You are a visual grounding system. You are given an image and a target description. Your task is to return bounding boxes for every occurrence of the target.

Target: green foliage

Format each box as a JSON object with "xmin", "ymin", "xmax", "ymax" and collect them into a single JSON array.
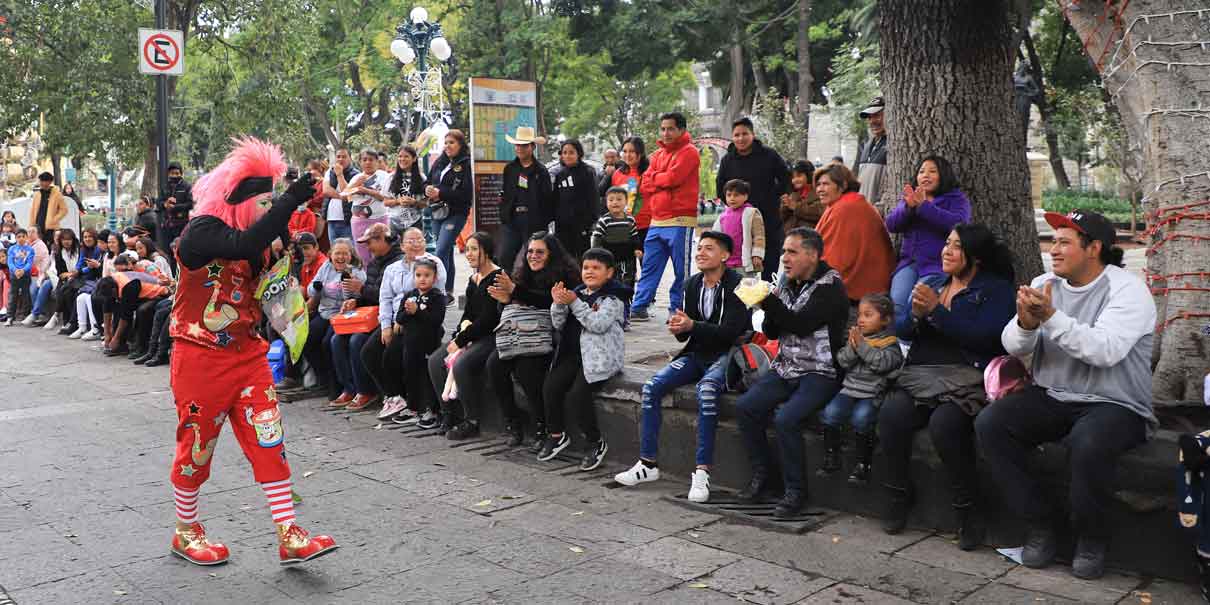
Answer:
[
  {"xmin": 1042, "ymin": 188, "xmax": 1133, "ymax": 222},
  {"xmin": 752, "ymin": 88, "xmax": 808, "ymax": 160},
  {"xmin": 822, "ymin": 41, "xmax": 879, "ymax": 139}
]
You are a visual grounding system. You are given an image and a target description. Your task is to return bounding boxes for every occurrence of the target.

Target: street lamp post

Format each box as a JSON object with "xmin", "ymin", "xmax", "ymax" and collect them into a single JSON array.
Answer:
[{"xmin": 391, "ymin": 6, "xmax": 453, "ymax": 252}]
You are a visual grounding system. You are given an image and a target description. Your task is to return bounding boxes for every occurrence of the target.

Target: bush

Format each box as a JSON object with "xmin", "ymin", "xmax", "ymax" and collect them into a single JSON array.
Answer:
[{"xmin": 1042, "ymin": 189, "xmax": 1135, "ymax": 223}]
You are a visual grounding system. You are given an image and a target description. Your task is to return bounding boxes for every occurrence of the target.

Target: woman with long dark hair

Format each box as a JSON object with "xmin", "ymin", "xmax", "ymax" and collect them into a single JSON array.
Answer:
[
  {"xmin": 385, "ymin": 145, "xmax": 426, "ymax": 236},
  {"xmin": 885, "ymin": 155, "xmax": 972, "ymax": 329},
  {"xmin": 485, "ymin": 231, "xmax": 581, "ymax": 449},
  {"xmin": 612, "ymin": 136, "xmax": 651, "ymax": 245},
  {"xmin": 39, "ymin": 228, "xmax": 80, "ymax": 331},
  {"xmin": 65, "ymin": 228, "xmax": 105, "ymax": 337},
  {"xmin": 550, "ymin": 139, "xmax": 599, "ymax": 261},
  {"xmin": 878, "ymin": 223, "xmax": 1016, "ymax": 550},
  {"xmin": 427, "ymin": 231, "xmax": 504, "ymax": 440},
  {"xmin": 425, "ymin": 130, "xmax": 473, "ymax": 299}
]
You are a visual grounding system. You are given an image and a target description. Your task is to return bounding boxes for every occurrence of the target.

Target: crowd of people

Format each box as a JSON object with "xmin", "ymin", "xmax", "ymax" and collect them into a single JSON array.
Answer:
[{"xmin": 0, "ymin": 99, "xmax": 1170, "ymax": 584}]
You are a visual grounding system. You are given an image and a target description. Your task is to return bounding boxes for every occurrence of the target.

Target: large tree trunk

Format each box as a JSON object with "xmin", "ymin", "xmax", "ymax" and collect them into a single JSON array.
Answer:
[
  {"xmin": 1065, "ymin": 0, "xmax": 1210, "ymax": 405},
  {"xmin": 796, "ymin": 0, "xmax": 813, "ymax": 159},
  {"xmin": 723, "ymin": 38, "xmax": 746, "ymax": 130},
  {"xmin": 880, "ymin": 0, "xmax": 1043, "ymax": 282}
]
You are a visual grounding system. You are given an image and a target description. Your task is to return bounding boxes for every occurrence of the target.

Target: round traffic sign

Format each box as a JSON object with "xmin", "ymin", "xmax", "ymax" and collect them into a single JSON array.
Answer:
[{"xmin": 142, "ymin": 33, "xmax": 180, "ymax": 72}]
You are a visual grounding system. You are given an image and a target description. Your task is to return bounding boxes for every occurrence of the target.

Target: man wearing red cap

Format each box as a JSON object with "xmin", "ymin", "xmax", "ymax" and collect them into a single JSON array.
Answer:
[
  {"xmin": 977, "ymin": 209, "xmax": 1155, "ymax": 580},
  {"xmin": 167, "ymin": 137, "xmax": 338, "ymax": 566}
]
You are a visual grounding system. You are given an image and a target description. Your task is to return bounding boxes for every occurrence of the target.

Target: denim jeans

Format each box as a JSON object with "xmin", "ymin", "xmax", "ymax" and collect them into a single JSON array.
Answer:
[
  {"xmin": 432, "ymin": 212, "xmax": 467, "ymax": 294},
  {"xmin": 631, "ymin": 226, "xmax": 694, "ymax": 314},
  {"xmin": 330, "ymin": 330, "xmax": 375, "ymax": 395},
  {"xmin": 736, "ymin": 371, "xmax": 841, "ymax": 492},
  {"xmin": 889, "ymin": 264, "xmax": 919, "ymax": 331},
  {"xmin": 975, "ymin": 386, "xmax": 1147, "ymax": 538},
  {"xmin": 819, "ymin": 393, "xmax": 877, "ymax": 433},
  {"xmin": 640, "ymin": 353, "xmax": 728, "ymax": 466},
  {"xmin": 327, "ymin": 220, "xmax": 352, "ymax": 246},
  {"xmin": 31, "ymin": 280, "xmax": 53, "ymax": 316}
]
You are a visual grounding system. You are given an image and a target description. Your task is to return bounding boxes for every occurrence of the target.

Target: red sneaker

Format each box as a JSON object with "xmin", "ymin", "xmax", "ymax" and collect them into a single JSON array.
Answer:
[
  {"xmin": 170, "ymin": 522, "xmax": 230, "ymax": 566},
  {"xmin": 278, "ymin": 523, "xmax": 338, "ymax": 565}
]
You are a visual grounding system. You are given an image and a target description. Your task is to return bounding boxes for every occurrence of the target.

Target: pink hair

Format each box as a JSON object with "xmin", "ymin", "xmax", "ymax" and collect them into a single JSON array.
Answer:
[{"xmin": 192, "ymin": 136, "xmax": 287, "ymax": 230}]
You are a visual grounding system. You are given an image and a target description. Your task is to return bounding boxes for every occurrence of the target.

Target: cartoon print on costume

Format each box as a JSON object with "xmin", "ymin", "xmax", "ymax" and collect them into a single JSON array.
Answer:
[
  {"xmin": 203, "ymin": 283, "xmax": 240, "ymax": 333},
  {"xmin": 187, "ymin": 422, "xmax": 219, "ymax": 466},
  {"xmin": 247, "ymin": 406, "xmax": 284, "ymax": 448}
]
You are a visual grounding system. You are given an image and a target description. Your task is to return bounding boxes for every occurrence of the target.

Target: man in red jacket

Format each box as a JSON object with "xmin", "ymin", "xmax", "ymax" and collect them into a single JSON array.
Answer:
[{"xmin": 632, "ymin": 112, "xmax": 700, "ymax": 321}]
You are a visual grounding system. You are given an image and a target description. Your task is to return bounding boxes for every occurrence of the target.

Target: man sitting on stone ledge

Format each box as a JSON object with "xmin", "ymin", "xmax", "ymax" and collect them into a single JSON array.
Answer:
[
  {"xmin": 976, "ymin": 209, "xmax": 1157, "ymax": 581},
  {"xmin": 734, "ymin": 227, "xmax": 849, "ymax": 518},
  {"xmin": 615, "ymin": 230, "xmax": 751, "ymax": 503}
]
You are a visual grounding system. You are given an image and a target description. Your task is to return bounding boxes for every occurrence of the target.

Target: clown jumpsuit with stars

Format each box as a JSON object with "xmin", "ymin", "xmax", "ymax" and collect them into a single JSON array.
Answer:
[{"xmin": 168, "ymin": 214, "xmax": 295, "ymax": 492}]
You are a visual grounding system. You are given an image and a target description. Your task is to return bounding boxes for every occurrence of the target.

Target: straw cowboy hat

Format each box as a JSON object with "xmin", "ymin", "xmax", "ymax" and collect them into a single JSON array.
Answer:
[{"xmin": 504, "ymin": 126, "xmax": 547, "ymax": 146}]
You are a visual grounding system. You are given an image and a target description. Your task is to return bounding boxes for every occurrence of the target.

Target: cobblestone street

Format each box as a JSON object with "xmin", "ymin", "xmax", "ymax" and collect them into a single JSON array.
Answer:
[{"xmin": 0, "ymin": 324, "xmax": 1198, "ymax": 604}]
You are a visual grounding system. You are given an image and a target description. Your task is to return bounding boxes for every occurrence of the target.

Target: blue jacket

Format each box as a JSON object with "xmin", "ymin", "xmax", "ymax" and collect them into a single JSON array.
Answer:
[
  {"xmin": 896, "ymin": 271, "xmax": 1015, "ymax": 369},
  {"xmin": 7, "ymin": 244, "xmax": 33, "ymax": 274},
  {"xmin": 77, "ymin": 244, "xmax": 105, "ymax": 281}
]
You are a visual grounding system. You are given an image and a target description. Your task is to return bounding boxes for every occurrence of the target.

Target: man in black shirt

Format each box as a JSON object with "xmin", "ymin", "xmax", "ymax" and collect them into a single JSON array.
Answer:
[
  {"xmin": 156, "ymin": 162, "xmax": 193, "ymax": 251},
  {"xmin": 498, "ymin": 127, "xmax": 553, "ymax": 271}
]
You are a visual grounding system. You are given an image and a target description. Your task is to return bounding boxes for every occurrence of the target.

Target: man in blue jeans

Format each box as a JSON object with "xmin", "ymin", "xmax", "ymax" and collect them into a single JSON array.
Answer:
[
  {"xmin": 735, "ymin": 228, "xmax": 849, "ymax": 518},
  {"xmin": 615, "ymin": 231, "xmax": 750, "ymax": 503},
  {"xmin": 631, "ymin": 112, "xmax": 700, "ymax": 322}
]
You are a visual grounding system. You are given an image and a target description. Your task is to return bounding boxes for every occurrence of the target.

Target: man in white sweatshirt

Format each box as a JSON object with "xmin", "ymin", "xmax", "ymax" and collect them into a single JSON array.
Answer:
[{"xmin": 976, "ymin": 210, "xmax": 1156, "ymax": 581}]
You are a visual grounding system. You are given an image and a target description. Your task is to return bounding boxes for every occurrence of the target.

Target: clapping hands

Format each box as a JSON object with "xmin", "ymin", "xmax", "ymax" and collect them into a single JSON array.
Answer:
[{"xmin": 551, "ymin": 281, "xmax": 577, "ymax": 306}]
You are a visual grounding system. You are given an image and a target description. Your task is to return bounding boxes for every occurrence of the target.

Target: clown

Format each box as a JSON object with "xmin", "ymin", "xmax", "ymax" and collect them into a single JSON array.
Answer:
[{"xmin": 167, "ymin": 138, "xmax": 337, "ymax": 566}]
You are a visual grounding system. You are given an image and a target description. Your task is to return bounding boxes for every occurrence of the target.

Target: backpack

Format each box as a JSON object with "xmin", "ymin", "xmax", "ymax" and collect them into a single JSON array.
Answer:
[
  {"xmin": 725, "ymin": 333, "xmax": 780, "ymax": 392},
  {"xmin": 983, "ymin": 355, "xmax": 1031, "ymax": 402}
]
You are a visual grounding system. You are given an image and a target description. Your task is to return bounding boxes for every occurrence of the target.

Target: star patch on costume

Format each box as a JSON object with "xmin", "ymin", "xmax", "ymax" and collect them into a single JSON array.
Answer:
[
  {"xmin": 240, "ymin": 386, "xmax": 254, "ymax": 399},
  {"xmin": 212, "ymin": 411, "xmax": 228, "ymax": 427},
  {"xmin": 187, "ymin": 402, "xmax": 201, "ymax": 415},
  {"xmin": 264, "ymin": 386, "xmax": 278, "ymax": 403},
  {"xmin": 214, "ymin": 330, "xmax": 233, "ymax": 347},
  {"xmin": 206, "ymin": 261, "xmax": 224, "ymax": 279},
  {"xmin": 186, "ymin": 322, "xmax": 206, "ymax": 338},
  {"xmin": 179, "ymin": 464, "xmax": 196, "ymax": 477}
]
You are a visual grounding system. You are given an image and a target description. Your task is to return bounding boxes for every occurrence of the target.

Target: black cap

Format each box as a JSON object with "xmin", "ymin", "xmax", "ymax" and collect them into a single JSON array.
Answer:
[
  {"xmin": 295, "ymin": 232, "xmax": 318, "ymax": 247},
  {"xmin": 859, "ymin": 96, "xmax": 884, "ymax": 117},
  {"xmin": 167, "ymin": 162, "xmax": 183, "ymax": 173},
  {"xmin": 1044, "ymin": 209, "xmax": 1117, "ymax": 250}
]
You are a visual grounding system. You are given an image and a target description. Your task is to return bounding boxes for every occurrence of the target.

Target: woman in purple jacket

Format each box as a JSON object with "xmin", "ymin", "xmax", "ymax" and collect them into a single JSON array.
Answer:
[{"xmin": 884, "ymin": 155, "xmax": 971, "ymax": 329}]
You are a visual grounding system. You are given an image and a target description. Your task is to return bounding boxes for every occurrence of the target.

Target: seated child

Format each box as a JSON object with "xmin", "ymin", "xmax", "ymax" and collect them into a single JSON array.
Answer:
[{"xmin": 395, "ymin": 258, "xmax": 447, "ymax": 430}]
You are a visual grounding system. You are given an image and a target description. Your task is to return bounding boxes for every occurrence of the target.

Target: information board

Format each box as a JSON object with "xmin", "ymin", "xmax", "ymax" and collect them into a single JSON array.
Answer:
[{"xmin": 468, "ymin": 77, "xmax": 539, "ymax": 235}]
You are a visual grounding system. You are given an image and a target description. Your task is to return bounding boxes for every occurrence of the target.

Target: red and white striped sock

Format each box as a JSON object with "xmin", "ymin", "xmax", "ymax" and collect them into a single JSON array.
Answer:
[
  {"xmin": 262, "ymin": 479, "xmax": 295, "ymax": 526},
  {"xmin": 174, "ymin": 486, "xmax": 199, "ymax": 524}
]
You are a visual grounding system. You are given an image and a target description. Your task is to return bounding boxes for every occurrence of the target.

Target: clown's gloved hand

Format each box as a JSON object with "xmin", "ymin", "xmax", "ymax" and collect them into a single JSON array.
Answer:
[
  {"xmin": 735, "ymin": 277, "xmax": 773, "ymax": 308},
  {"xmin": 283, "ymin": 172, "xmax": 317, "ymax": 205}
]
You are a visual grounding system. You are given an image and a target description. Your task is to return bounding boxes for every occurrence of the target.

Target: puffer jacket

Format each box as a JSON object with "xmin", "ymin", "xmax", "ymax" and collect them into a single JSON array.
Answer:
[
  {"xmin": 884, "ymin": 188, "xmax": 971, "ymax": 278},
  {"xmin": 759, "ymin": 261, "xmax": 849, "ymax": 380},
  {"xmin": 551, "ymin": 279, "xmax": 632, "ymax": 383},
  {"xmin": 639, "ymin": 131, "xmax": 700, "ymax": 228}
]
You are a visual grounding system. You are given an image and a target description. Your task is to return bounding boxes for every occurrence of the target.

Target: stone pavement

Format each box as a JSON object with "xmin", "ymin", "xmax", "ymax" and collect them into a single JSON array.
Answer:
[{"xmin": 0, "ymin": 319, "xmax": 1200, "ymax": 603}]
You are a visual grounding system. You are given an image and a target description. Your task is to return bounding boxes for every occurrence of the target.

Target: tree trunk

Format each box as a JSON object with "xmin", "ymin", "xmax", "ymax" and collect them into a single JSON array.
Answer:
[
  {"xmin": 880, "ymin": 0, "xmax": 1043, "ymax": 282},
  {"xmin": 1065, "ymin": 0, "xmax": 1210, "ymax": 405},
  {"xmin": 752, "ymin": 56, "xmax": 768, "ymax": 102},
  {"xmin": 1022, "ymin": 29, "xmax": 1072, "ymax": 189},
  {"xmin": 723, "ymin": 38, "xmax": 746, "ymax": 129},
  {"xmin": 141, "ymin": 127, "xmax": 157, "ymax": 198},
  {"xmin": 796, "ymin": 0, "xmax": 813, "ymax": 159},
  {"xmin": 50, "ymin": 150, "xmax": 61, "ymax": 187}
]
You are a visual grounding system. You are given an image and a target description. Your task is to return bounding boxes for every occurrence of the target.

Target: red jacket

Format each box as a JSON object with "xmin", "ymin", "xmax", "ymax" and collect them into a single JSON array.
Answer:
[
  {"xmin": 288, "ymin": 209, "xmax": 317, "ymax": 239},
  {"xmin": 639, "ymin": 131, "xmax": 699, "ymax": 228},
  {"xmin": 611, "ymin": 165, "xmax": 651, "ymax": 230}
]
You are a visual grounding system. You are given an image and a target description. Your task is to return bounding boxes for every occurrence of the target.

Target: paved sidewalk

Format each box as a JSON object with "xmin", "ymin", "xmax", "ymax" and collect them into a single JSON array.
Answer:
[{"xmin": 0, "ymin": 324, "xmax": 1198, "ymax": 604}]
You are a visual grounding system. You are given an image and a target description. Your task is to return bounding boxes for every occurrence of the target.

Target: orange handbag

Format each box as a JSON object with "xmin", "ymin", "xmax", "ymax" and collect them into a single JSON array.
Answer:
[{"xmin": 330, "ymin": 305, "xmax": 379, "ymax": 334}]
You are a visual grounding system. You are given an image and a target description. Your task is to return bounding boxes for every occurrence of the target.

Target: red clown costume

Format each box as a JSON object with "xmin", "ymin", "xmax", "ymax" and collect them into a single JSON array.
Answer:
[{"xmin": 167, "ymin": 138, "xmax": 337, "ymax": 566}]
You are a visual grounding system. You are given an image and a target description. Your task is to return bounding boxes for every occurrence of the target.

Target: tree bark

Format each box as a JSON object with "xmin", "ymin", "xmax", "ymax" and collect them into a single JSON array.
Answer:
[
  {"xmin": 723, "ymin": 37, "xmax": 746, "ymax": 130},
  {"xmin": 880, "ymin": 0, "xmax": 1043, "ymax": 283},
  {"xmin": 1065, "ymin": 0, "xmax": 1210, "ymax": 405},
  {"xmin": 1022, "ymin": 29, "xmax": 1072, "ymax": 189},
  {"xmin": 796, "ymin": 0, "xmax": 813, "ymax": 159}
]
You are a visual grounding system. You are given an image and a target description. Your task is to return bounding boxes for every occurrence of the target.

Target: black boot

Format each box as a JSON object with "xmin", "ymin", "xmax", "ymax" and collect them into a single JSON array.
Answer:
[
  {"xmin": 738, "ymin": 468, "xmax": 771, "ymax": 503},
  {"xmin": 133, "ymin": 341, "xmax": 158, "ymax": 365},
  {"xmin": 529, "ymin": 422, "xmax": 547, "ymax": 454},
  {"xmin": 817, "ymin": 427, "xmax": 843, "ymax": 477},
  {"xmin": 774, "ymin": 489, "xmax": 806, "ymax": 518},
  {"xmin": 504, "ymin": 421, "xmax": 524, "ymax": 447},
  {"xmin": 1194, "ymin": 550, "xmax": 1210, "ymax": 604},
  {"xmin": 144, "ymin": 348, "xmax": 170, "ymax": 367},
  {"xmin": 955, "ymin": 502, "xmax": 984, "ymax": 551},
  {"xmin": 882, "ymin": 485, "xmax": 914, "ymax": 534},
  {"xmin": 848, "ymin": 432, "xmax": 876, "ymax": 484}
]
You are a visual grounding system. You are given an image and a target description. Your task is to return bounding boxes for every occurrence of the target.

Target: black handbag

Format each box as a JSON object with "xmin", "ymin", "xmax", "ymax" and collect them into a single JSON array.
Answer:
[{"xmin": 494, "ymin": 303, "xmax": 554, "ymax": 360}]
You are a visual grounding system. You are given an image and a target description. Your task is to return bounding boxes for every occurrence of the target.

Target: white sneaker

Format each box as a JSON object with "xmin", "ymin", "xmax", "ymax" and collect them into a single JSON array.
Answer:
[
  {"xmin": 81, "ymin": 328, "xmax": 102, "ymax": 341},
  {"xmin": 688, "ymin": 469, "xmax": 711, "ymax": 503},
  {"xmin": 43, "ymin": 314, "xmax": 60, "ymax": 330},
  {"xmin": 20, "ymin": 314, "xmax": 36, "ymax": 326},
  {"xmin": 69, "ymin": 326, "xmax": 87, "ymax": 339},
  {"xmin": 614, "ymin": 460, "xmax": 660, "ymax": 486},
  {"xmin": 377, "ymin": 396, "xmax": 406, "ymax": 420},
  {"xmin": 3, "ymin": 318, "xmax": 12, "ymax": 327}
]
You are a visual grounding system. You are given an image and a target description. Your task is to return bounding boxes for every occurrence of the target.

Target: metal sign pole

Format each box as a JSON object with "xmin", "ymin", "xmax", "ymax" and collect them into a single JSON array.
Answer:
[{"xmin": 154, "ymin": 0, "xmax": 169, "ymax": 200}]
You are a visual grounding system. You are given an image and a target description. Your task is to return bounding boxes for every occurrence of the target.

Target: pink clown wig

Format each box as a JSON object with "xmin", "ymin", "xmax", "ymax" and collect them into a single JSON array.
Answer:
[{"xmin": 192, "ymin": 137, "xmax": 287, "ymax": 230}]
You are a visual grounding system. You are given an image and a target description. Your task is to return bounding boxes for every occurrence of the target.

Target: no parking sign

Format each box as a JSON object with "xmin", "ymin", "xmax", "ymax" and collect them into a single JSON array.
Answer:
[{"xmin": 138, "ymin": 28, "xmax": 184, "ymax": 76}]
